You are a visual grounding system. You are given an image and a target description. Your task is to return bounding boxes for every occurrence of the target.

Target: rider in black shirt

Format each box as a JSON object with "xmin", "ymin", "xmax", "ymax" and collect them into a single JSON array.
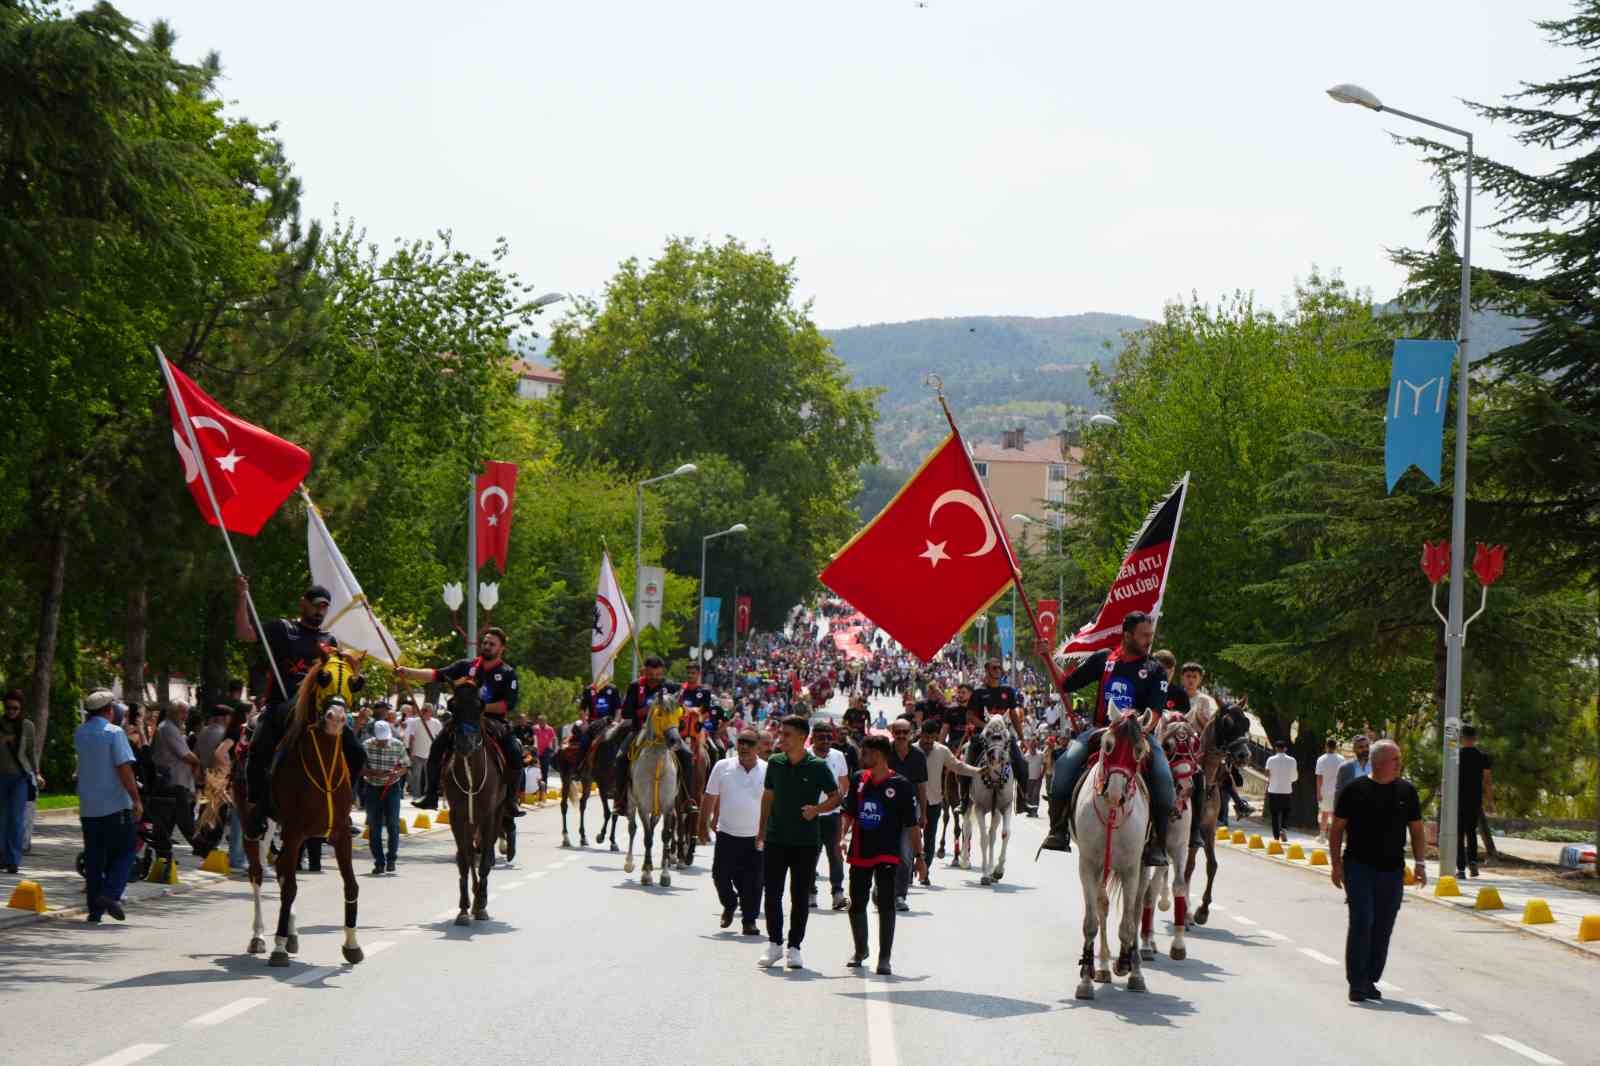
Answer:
[
  {"xmin": 613, "ymin": 656, "xmax": 691, "ymax": 814},
  {"xmin": 234, "ymin": 577, "xmax": 366, "ymax": 830},
  {"xmin": 973, "ymin": 660, "xmax": 1031, "ymax": 814},
  {"xmin": 397, "ymin": 627, "xmax": 525, "ymax": 818},
  {"xmin": 1040, "ymin": 611, "xmax": 1178, "ymax": 866}
]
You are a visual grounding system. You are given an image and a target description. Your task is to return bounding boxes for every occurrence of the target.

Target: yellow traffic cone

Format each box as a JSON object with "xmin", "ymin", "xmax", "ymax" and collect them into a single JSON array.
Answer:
[
  {"xmin": 1309, "ymin": 849, "xmax": 1329, "ymax": 866},
  {"xmin": 1216, "ymin": 826, "xmax": 1231, "ymax": 843},
  {"xmin": 1287, "ymin": 843, "xmax": 1306, "ymax": 861},
  {"xmin": 1434, "ymin": 875, "xmax": 1462, "ymax": 898},
  {"xmin": 200, "ymin": 851, "xmax": 230, "ymax": 875},
  {"xmin": 1247, "ymin": 834, "xmax": 1265, "ymax": 850},
  {"xmin": 436, "ymin": 808, "xmax": 451, "ymax": 825},
  {"xmin": 413, "ymin": 814, "xmax": 431, "ymax": 830},
  {"xmin": 1230, "ymin": 830, "xmax": 1246, "ymax": 845},
  {"xmin": 1403, "ymin": 865, "xmax": 1416, "ymax": 886},
  {"xmin": 1267, "ymin": 839, "xmax": 1284, "ymax": 856},
  {"xmin": 396, "ymin": 818, "xmax": 409, "ymax": 835},
  {"xmin": 147, "ymin": 857, "xmax": 179, "ymax": 884},
  {"xmin": 1577, "ymin": 915, "xmax": 1600, "ymax": 942},
  {"xmin": 6, "ymin": 880, "xmax": 46, "ymax": 913},
  {"xmin": 1473, "ymin": 887, "xmax": 1504, "ymax": 911},
  {"xmin": 1521, "ymin": 899, "xmax": 1555, "ymax": 925}
]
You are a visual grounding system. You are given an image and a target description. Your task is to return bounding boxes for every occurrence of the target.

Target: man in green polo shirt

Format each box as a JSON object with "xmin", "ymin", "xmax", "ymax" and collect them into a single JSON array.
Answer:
[{"xmin": 757, "ymin": 714, "xmax": 843, "ymax": 971}]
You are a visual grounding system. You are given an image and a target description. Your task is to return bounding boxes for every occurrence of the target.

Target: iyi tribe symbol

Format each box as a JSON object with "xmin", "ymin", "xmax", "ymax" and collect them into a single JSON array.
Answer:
[
  {"xmin": 919, "ymin": 489, "xmax": 999, "ymax": 568},
  {"xmin": 591, "ymin": 595, "xmax": 618, "ymax": 653}
]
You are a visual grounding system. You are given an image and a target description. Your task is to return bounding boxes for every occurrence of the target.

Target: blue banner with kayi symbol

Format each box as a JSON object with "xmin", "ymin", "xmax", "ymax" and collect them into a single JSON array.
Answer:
[
  {"xmin": 1385, "ymin": 339, "xmax": 1457, "ymax": 493},
  {"xmin": 994, "ymin": 614, "xmax": 1015, "ymax": 659},
  {"xmin": 700, "ymin": 597, "xmax": 721, "ymax": 644}
]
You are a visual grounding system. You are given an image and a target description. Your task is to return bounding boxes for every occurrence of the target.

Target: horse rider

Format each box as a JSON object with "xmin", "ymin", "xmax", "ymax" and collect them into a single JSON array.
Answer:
[
  {"xmin": 1039, "ymin": 611, "xmax": 1182, "ymax": 866},
  {"xmin": 572, "ymin": 677, "xmax": 622, "ymax": 765},
  {"xmin": 612, "ymin": 656, "xmax": 693, "ymax": 815},
  {"xmin": 399, "ymin": 626, "xmax": 525, "ymax": 818},
  {"xmin": 972, "ymin": 658, "xmax": 1031, "ymax": 814},
  {"xmin": 233, "ymin": 576, "xmax": 365, "ymax": 835},
  {"xmin": 678, "ymin": 662, "xmax": 720, "ymax": 762}
]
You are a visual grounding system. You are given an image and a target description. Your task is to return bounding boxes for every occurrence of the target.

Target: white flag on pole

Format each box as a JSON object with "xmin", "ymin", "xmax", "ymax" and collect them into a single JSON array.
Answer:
[
  {"xmin": 306, "ymin": 494, "xmax": 401, "ymax": 664},
  {"xmin": 591, "ymin": 550, "xmax": 635, "ymax": 683}
]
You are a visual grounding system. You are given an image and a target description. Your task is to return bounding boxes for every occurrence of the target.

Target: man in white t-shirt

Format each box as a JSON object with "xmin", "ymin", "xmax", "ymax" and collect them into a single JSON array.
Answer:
[
  {"xmin": 699, "ymin": 729, "xmax": 768, "ymax": 934},
  {"xmin": 1264, "ymin": 739, "xmax": 1299, "ymax": 843},
  {"xmin": 809, "ymin": 724, "xmax": 851, "ymax": 911},
  {"xmin": 1314, "ymin": 737, "xmax": 1343, "ymax": 841},
  {"xmin": 404, "ymin": 704, "xmax": 441, "ymax": 801}
]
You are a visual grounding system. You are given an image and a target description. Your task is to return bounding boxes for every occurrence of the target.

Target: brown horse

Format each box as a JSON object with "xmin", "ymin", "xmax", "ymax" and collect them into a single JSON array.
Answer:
[
  {"xmin": 248, "ymin": 649, "xmax": 367, "ymax": 966},
  {"xmin": 1185, "ymin": 709, "xmax": 1251, "ymax": 926},
  {"xmin": 669, "ymin": 732, "xmax": 708, "ymax": 868},
  {"xmin": 557, "ymin": 720, "xmax": 622, "ymax": 850},
  {"xmin": 441, "ymin": 678, "xmax": 506, "ymax": 924}
]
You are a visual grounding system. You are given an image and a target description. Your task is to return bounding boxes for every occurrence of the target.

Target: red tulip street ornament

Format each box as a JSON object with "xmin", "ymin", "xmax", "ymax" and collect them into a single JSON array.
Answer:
[
  {"xmin": 1463, "ymin": 543, "xmax": 1506, "ymax": 632},
  {"xmin": 1421, "ymin": 539, "xmax": 1452, "ymax": 626}
]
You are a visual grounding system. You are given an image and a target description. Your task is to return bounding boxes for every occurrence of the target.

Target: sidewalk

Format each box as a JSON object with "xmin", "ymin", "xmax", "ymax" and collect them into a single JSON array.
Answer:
[
  {"xmin": 0, "ymin": 784, "xmax": 564, "ymax": 932},
  {"xmin": 1223, "ymin": 815, "xmax": 1600, "ymax": 959}
]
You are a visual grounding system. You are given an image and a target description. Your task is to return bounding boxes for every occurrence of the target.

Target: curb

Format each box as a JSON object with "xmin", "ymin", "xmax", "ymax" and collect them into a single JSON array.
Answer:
[{"xmin": 1218, "ymin": 826, "xmax": 1600, "ymax": 962}]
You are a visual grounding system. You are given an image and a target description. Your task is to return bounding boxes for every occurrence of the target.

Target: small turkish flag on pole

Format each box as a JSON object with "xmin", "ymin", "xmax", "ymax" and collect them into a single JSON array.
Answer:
[
  {"xmin": 736, "ymin": 595, "xmax": 753, "ymax": 635},
  {"xmin": 160, "ymin": 350, "xmax": 311, "ymax": 536},
  {"xmin": 820, "ymin": 432, "xmax": 1016, "ymax": 661},
  {"xmin": 475, "ymin": 460, "xmax": 519, "ymax": 574}
]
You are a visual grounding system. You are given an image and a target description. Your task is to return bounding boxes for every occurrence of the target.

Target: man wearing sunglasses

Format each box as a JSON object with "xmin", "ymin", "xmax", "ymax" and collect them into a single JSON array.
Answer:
[{"xmin": 700, "ymin": 729, "xmax": 767, "ymax": 936}]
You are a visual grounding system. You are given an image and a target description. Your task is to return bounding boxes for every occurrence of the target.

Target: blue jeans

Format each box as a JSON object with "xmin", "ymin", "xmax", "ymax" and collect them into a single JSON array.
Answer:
[
  {"xmin": 365, "ymin": 783, "xmax": 402, "ymax": 866},
  {"xmin": 227, "ymin": 806, "xmax": 247, "ymax": 869},
  {"xmin": 1049, "ymin": 729, "xmax": 1175, "ymax": 822},
  {"xmin": 0, "ymin": 772, "xmax": 27, "ymax": 866},
  {"xmin": 81, "ymin": 810, "xmax": 137, "ymax": 914},
  {"xmin": 1343, "ymin": 859, "xmax": 1403, "ymax": 991}
]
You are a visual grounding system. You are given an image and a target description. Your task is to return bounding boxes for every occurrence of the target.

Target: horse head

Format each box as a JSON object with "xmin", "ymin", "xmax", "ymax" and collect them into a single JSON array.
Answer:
[
  {"xmin": 1211, "ymin": 702, "xmax": 1252, "ymax": 765},
  {"xmin": 448, "ymin": 677, "xmax": 484, "ymax": 755},
  {"xmin": 1096, "ymin": 713, "xmax": 1147, "ymax": 801},
  {"xmin": 978, "ymin": 717, "xmax": 1012, "ymax": 783},
  {"xmin": 294, "ymin": 646, "xmax": 366, "ymax": 737}
]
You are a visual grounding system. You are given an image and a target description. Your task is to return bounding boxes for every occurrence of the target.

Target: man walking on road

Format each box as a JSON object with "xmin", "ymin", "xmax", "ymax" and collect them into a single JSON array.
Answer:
[
  {"xmin": 756, "ymin": 715, "xmax": 843, "ymax": 970},
  {"xmin": 886, "ymin": 718, "xmax": 928, "ymax": 911},
  {"xmin": 1335, "ymin": 734, "xmax": 1373, "ymax": 795},
  {"xmin": 1456, "ymin": 726, "xmax": 1493, "ymax": 878},
  {"xmin": 1264, "ymin": 739, "xmax": 1297, "ymax": 843},
  {"xmin": 1329, "ymin": 738, "xmax": 1426, "ymax": 1004},
  {"xmin": 1315, "ymin": 738, "xmax": 1343, "ymax": 841},
  {"xmin": 809, "ymin": 723, "xmax": 850, "ymax": 911},
  {"xmin": 915, "ymin": 720, "xmax": 953, "ymax": 882},
  {"xmin": 0, "ymin": 689, "xmax": 41, "ymax": 874},
  {"xmin": 404, "ymin": 704, "xmax": 440, "ymax": 800},
  {"xmin": 361, "ymin": 720, "xmax": 410, "ymax": 875},
  {"xmin": 701, "ymin": 728, "xmax": 767, "ymax": 935},
  {"xmin": 844, "ymin": 734, "xmax": 924, "ymax": 976},
  {"xmin": 75, "ymin": 689, "xmax": 142, "ymax": 922}
]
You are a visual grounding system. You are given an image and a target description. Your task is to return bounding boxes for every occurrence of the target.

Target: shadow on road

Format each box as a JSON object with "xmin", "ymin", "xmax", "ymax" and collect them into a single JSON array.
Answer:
[
  {"xmin": 1057, "ymin": 988, "xmax": 1197, "ymax": 1027},
  {"xmin": 1139, "ymin": 953, "xmax": 1233, "ymax": 983},
  {"xmin": 1180, "ymin": 925, "xmax": 1268, "ymax": 948},
  {"xmin": 840, "ymin": 988, "xmax": 1047, "ymax": 1018}
]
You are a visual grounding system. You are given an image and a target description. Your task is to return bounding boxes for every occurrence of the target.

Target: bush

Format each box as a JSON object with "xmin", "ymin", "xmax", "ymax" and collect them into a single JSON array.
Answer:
[
  {"xmin": 518, "ymin": 673, "xmax": 582, "ymax": 729},
  {"xmin": 1512, "ymin": 826, "xmax": 1594, "ymax": 844}
]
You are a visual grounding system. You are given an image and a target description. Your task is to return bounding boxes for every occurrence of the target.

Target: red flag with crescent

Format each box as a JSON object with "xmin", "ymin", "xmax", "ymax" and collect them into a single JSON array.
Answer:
[
  {"xmin": 1035, "ymin": 599, "xmax": 1060, "ymax": 653},
  {"xmin": 736, "ymin": 595, "xmax": 753, "ymax": 634},
  {"xmin": 475, "ymin": 461, "xmax": 519, "ymax": 573},
  {"xmin": 162, "ymin": 355, "xmax": 311, "ymax": 536},
  {"xmin": 819, "ymin": 432, "xmax": 1015, "ymax": 661}
]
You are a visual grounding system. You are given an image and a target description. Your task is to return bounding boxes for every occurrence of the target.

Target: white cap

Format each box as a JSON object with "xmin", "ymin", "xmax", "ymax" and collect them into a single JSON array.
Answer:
[
  {"xmin": 373, "ymin": 720, "xmax": 393, "ymax": 741},
  {"xmin": 84, "ymin": 689, "xmax": 117, "ymax": 712}
]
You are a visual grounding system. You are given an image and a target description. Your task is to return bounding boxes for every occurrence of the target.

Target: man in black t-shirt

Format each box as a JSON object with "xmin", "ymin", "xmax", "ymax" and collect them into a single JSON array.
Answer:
[
  {"xmin": 1456, "ymin": 726, "xmax": 1494, "ymax": 878},
  {"xmin": 844, "ymin": 734, "xmax": 923, "ymax": 976},
  {"xmin": 973, "ymin": 659, "xmax": 1030, "ymax": 814},
  {"xmin": 1330, "ymin": 739, "xmax": 1426, "ymax": 1003}
]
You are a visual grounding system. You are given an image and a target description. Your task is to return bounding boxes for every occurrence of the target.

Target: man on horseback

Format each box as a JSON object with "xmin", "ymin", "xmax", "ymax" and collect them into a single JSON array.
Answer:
[
  {"xmin": 234, "ymin": 577, "xmax": 366, "ymax": 835},
  {"xmin": 400, "ymin": 627, "xmax": 525, "ymax": 818},
  {"xmin": 612, "ymin": 656, "xmax": 693, "ymax": 816},
  {"xmin": 973, "ymin": 659, "xmax": 1030, "ymax": 816},
  {"xmin": 1039, "ymin": 612, "xmax": 1179, "ymax": 867}
]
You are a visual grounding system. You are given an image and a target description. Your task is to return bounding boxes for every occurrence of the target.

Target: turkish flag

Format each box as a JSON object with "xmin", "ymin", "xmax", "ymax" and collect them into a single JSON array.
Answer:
[
  {"xmin": 1035, "ymin": 599, "xmax": 1060, "ymax": 653},
  {"xmin": 819, "ymin": 432, "xmax": 1015, "ymax": 661},
  {"xmin": 475, "ymin": 460, "xmax": 519, "ymax": 573},
  {"xmin": 736, "ymin": 595, "xmax": 753, "ymax": 634},
  {"xmin": 162, "ymin": 354, "xmax": 311, "ymax": 536}
]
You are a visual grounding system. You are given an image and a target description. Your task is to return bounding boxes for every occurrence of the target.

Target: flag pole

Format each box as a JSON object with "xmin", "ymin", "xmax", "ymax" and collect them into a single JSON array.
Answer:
[
  {"xmin": 156, "ymin": 346, "xmax": 289, "ymax": 704},
  {"xmin": 932, "ymin": 386, "xmax": 1065, "ymax": 694}
]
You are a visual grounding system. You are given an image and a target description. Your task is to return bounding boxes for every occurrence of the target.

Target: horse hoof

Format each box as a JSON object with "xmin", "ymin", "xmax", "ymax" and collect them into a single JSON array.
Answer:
[
  {"xmin": 1140, "ymin": 946, "xmax": 1156, "ymax": 962},
  {"xmin": 1128, "ymin": 973, "xmax": 1148, "ymax": 993},
  {"xmin": 641, "ymin": 871, "xmax": 653, "ymax": 886},
  {"xmin": 455, "ymin": 914, "xmax": 471, "ymax": 926},
  {"xmin": 610, "ymin": 842, "xmax": 620, "ymax": 853},
  {"xmin": 980, "ymin": 874, "xmax": 992, "ymax": 886},
  {"xmin": 248, "ymin": 938, "xmax": 266, "ymax": 955},
  {"xmin": 1193, "ymin": 909, "xmax": 1209, "ymax": 926},
  {"xmin": 560, "ymin": 838, "xmax": 571, "ymax": 849},
  {"xmin": 1114, "ymin": 959, "xmax": 1130, "ymax": 977},
  {"xmin": 623, "ymin": 859, "xmax": 635, "ymax": 873},
  {"xmin": 1095, "ymin": 969, "xmax": 1111, "ymax": 984},
  {"xmin": 1075, "ymin": 981, "xmax": 1095, "ymax": 1000},
  {"xmin": 285, "ymin": 936, "xmax": 299, "ymax": 955},
  {"xmin": 660, "ymin": 873, "xmax": 671, "ymax": 887},
  {"xmin": 1170, "ymin": 945, "xmax": 1187, "ymax": 961},
  {"xmin": 992, "ymin": 868, "xmax": 1004, "ymax": 882},
  {"xmin": 343, "ymin": 945, "xmax": 364, "ymax": 965},
  {"xmin": 936, "ymin": 845, "xmax": 946, "ymax": 859},
  {"xmin": 473, "ymin": 910, "xmax": 490, "ymax": 922},
  {"xmin": 268, "ymin": 951, "xmax": 290, "ymax": 968}
]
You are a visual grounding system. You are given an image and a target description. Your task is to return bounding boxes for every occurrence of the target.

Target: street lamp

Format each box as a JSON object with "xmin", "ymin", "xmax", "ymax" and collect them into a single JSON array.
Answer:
[
  {"xmin": 529, "ymin": 292, "xmax": 567, "ymax": 310},
  {"xmin": 1088, "ymin": 413, "xmax": 1119, "ymax": 428},
  {"xmin": 633, "ymin": 463, "xmax": 699, "ymax": 679},
  {"xmin": 699, "ymin": 523, "xmax": 749, "ymax": 664},
  {"xmin": 1330, "ymin": 80, "xmax": 1474, "ymax": 878}
]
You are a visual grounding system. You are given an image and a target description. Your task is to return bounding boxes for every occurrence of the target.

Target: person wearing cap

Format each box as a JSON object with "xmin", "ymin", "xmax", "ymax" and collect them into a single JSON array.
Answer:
[
  {"xmin": 361, "ymin": 719, "xmax": 410, "ymax": 875},
  {"xmin": 75, "ymin": 690, "xmax": 142, "ymax": 921},
  {"xmin": 1, "ymin": 689, "xmax": 42, "ymax": 874},
  {"xmin": 700, "ymin": 727, "xmax": 768, "ymax": 936},
  {"xmin": 233, "ymin": 575, "xmax": 365, "ymax": 833}
]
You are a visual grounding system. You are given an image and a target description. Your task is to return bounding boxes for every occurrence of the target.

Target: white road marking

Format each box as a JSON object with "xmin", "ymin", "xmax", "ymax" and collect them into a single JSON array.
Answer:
[
  {"xmin": 862, "ymin": 990, "xmax": 898, "ymax": 1066},
  {"xmin": 1376, "ymin": 980, "xmax": 1403, "ymax": 992},
  {"xmin": 1415, "ymin": 1001, "xmax": 1469, "ymax": 1024},
  {"xmin": 185, "ymin": 996, "xmax": 267, "ymax": 1027},
  {"xmin": 1483, "ymin": 1035, "xmax": 1562, "ymax": 1064},
  {"xmin": 500, "ymin": 880, "xmax": 526, "ymax": 891},
  {"xmin": 394, "ymin": 928, "xmax": 420, "ymax": 937},
  {"xmin": 364, "ymin": 940, "xmax": 396, "ymax": 957},
  {"xmin": 432, "ymin": 908, "xmax": 458, "ymax": 921},
  {"xmin": 524, "ymin": 871, "xmax": 547, "ymax": 880},
  {"xmin": 1258, "ymin": 929, "xmax": 1291, "ymax": 942},
  {"xmin": 1231, "ymin": 915, "xmax": 1257, "ymax": 926},
  {"xmin": 84, "ymin": 1045, "xmax": 168, "ymax": 1066},
  {"xmin": 286, "ymin": 965, "xmax": 338, "ymax": 987},
  {"xmin": 1298, "ymin": 948, "xmax": 1338, "ymax": 966}
]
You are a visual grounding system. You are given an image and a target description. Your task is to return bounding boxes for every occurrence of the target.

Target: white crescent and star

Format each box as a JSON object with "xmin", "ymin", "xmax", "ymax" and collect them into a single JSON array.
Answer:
[
  {"xmin": 172, "ymin": 416, "xmax": 244, "ymax": 484},
  {"xmin": 479, "ymin": 485, "xmax": 511, "ymax": 527},
  {"xmin": 920, "ymin": 489, "xmax": 998, "ymax": 567}
]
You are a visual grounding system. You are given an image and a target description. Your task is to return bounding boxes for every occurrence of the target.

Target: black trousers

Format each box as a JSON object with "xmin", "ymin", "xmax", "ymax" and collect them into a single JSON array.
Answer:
[
  {"xmin": 764, "ymin": 843, "xmax": 819, "ymax": 948},
  {"xmin": 849, "ymin": 863, "xmax": 899, "ymax": 961},
  {"xmin": 812, "ymin": 815, "xmax": 844, "ymax": 895},
  {"xmin": 1457, "ymin": 804, "xmax": 1483, "ymax": 870},
  {"xmin": 712, "ymin": 832, "xmax": 762, "ymax": 922},
  {"xmin": 921, "ymin": 804, "xmax": 942, "ymax": 866},
  {"xmin": 1267, "ymin": 793, "xmax": 1292, "ymax": 839},
  {"xmin": 1344, "ymin": 860, "xmax": 1403, "ymax": 992}
]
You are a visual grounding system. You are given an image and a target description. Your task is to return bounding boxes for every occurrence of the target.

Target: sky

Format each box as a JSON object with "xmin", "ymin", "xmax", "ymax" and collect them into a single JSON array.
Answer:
[{"xmin": 115, "ymin": 0, "xmax": 1573, "ymax": 330}]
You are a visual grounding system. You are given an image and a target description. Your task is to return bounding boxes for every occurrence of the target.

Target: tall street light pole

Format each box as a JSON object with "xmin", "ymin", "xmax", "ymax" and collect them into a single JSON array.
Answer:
[
  {"xmin": 1329, "ymin": 82, "xmax": 1473, "ymax": 877},
  {"xmin": 699, "ymin": 523, "xmax": 749, "ymax": 665},
  {"xmin": 634, "ymin": 463, "xmax": 698, "ymax": 681}
]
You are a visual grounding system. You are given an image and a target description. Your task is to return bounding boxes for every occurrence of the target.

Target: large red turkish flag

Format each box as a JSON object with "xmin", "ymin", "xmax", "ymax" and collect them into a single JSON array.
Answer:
[
  {"xmin": 162, "ymin": 355, "xmax": 311, "ymax": 536},
  {"xmin": 475, "ymin": 460, "xmax": 519, "ymax": 573},
  {"xmin": 820, "ymin": 433, "xmax": 1016, "ymax": 661}
]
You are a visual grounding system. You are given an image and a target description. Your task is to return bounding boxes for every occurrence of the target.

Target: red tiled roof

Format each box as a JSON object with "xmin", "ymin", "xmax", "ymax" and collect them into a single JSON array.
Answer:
[
  {"xmin": 509, "ymin": 358, "xmax": 563, "ymax": 384},
  {"xmin": 970, "ymin": 437, "xmax": 1083, "ymax": 465}
]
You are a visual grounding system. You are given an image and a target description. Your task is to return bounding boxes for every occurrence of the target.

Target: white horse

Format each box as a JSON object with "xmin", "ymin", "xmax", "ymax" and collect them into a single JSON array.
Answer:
[
  {"xmin": 954, "ymin": 717, "xmax": 1015, "ymax": 885},
  {"xmin": 623, "ymin": 702, "xmax": 679, "ymax": 888},
  {"xmin": 1075, "ymin": 716, "xmax": 1151, "ymax": 999},
  {"xmin": 1139, "ymin": 715, "xmax": 1198, "ymax": 962}
]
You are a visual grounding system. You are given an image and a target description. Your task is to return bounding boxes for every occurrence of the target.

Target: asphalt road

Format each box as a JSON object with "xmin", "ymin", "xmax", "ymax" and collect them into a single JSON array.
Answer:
[{"xmin": 3, "ymin": 764, "xmax": 1591, "ymax": 1066}]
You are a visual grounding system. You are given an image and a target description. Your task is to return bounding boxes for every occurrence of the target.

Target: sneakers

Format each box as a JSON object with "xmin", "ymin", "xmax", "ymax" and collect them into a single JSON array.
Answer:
[
  {"xmin": 832, "ymin": 891, "xmax": 847, "ymax": 911},
  {"xmin": 895, "ymin": 897, "xmax": 910, "ymax": 913},
  {"xmin": 371, "ymin": 864, "xmax": 385, "ymax": 877},
  {"xmin": 786, "ymin": 947, "xmax": 803, "ymax": 970},
  {"xmin": 97, "ymin": 896, "xmax": 126, "ymax": 922},
  {"xmin": 757, "ymin": 942, "xmax": 783, "ymax": 968}
]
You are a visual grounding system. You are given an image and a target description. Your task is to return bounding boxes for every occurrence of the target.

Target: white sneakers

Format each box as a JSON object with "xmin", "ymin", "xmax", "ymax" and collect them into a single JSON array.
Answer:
[
  {"xmin": 787, "ymin": 947, "xmax": 803, "ymax": 970},
  {"xmin": 758, "ymin": 943, "xmax": 783, "ymax": 968}
]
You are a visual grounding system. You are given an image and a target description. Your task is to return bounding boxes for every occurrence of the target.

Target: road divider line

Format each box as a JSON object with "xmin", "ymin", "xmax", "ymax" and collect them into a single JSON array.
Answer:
[
  {"xmin": 287, "ymin": 965, "xmax": 338, "ymax": 987},
  {"xmin": 1483, "ymin": 1034, "xmax": 1562, "ymax": 1064},
  {"xmin": 1415, "ymin": 1001, "xmax": 1469, "ymax": 1024},
  {"xmin": 364, "ymin": 940, "xmax": 396, "ymax": 957},
  {"xmin": 1376, "ymin": 980, "xmax": 1403, "ymax": 992},
  {"xmin": 1298, "ymin": 948, "xmax": 1338, "ymax": 966},
  {"xmin": 185, "ymin": 996, "xmax": 267, "ymax": 1027},
  {"xmin": 862, "ymin": 990, "xmax": 898, "ymax": 1066},
  {"xmin": 1258, "ymin": 929, "xmax": 1290, "ymax": 942},
  {"xmin": 1232, "ymin": 915, "xmax": 1257, "ymax": 926},
  {"xmin": 84, "ymin": 1045, "xmax": 168, "ymax": 1066},
  {"xmin": 524, "ymin": 871, "xmax": 547, "ymax": 880}
]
